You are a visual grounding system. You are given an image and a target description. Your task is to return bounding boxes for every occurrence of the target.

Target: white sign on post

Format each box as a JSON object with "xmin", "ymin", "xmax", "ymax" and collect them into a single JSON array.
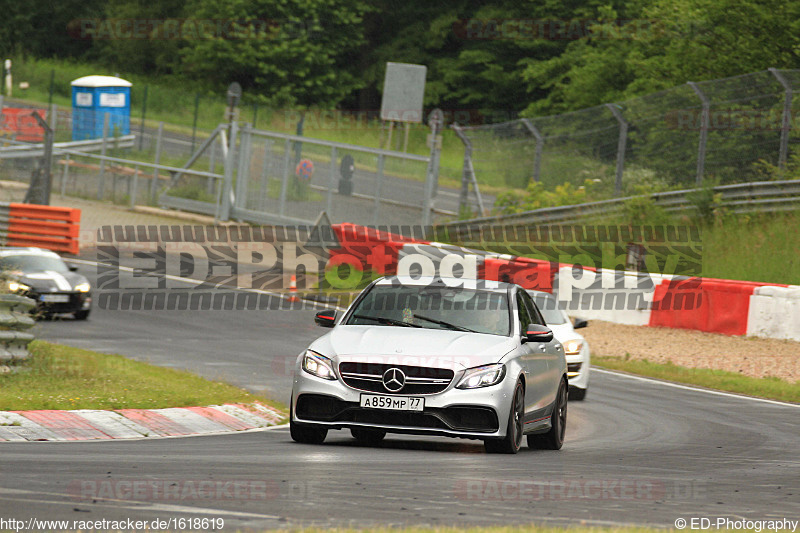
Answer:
[{"xmin": 380, "ymin": 62, "xmax": 427, "ymax": 123}]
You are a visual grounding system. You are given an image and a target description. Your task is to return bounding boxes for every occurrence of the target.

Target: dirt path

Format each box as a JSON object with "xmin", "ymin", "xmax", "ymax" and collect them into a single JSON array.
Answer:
[{"xmin": 583, "ymin": 321, "xmax": 800, "ymax": 383}]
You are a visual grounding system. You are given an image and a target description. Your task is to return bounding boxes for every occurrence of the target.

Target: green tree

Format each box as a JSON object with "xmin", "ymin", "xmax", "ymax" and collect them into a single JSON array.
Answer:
[{"xmin": 180, "ymin": 0, "xmax": 370, "ymax": 108}]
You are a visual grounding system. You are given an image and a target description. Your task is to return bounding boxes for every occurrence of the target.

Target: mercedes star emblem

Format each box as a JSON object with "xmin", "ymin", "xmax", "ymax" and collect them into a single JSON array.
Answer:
[{"xmin": 382, "ymin": 368, "xmax": 406, "ymax": 392}]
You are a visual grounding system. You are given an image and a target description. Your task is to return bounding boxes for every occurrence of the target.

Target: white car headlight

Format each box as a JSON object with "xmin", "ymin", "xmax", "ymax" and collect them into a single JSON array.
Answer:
[
  {"xmin": 74, "ymin": 282, "xmax": 91, "ymax": 293},
  {"xmin": 456, "ymin": 364, "xmax": 506, "ymax": 389},
  {"xmin": 302, "ymin": 350, "xmax": 337, "ymax": 380},
  {"xmin": 7, "ymin": 281, "xmax": 31, "ymax": 292},
  {"xmin": 564, "ymin": 339, "xmax": 584, "ymax": 355}
]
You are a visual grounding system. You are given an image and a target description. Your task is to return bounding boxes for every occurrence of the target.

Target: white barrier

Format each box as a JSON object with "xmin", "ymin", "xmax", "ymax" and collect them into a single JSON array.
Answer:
[{"xmin": 746, "ymin": 285, "xmax": 800, "ymax": 341}]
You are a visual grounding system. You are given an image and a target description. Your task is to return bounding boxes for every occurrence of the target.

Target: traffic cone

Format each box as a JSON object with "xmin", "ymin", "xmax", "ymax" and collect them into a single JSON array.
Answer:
[{"xmin": 288, "ymin": 275, "xmax": 300, "ymax": 302}]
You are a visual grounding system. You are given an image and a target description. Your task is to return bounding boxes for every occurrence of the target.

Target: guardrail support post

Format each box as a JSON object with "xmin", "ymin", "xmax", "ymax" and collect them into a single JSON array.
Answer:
[
  {"xmin": 327, "ymin": 146, "xmax": 336, "ymax": 216},
  {"xmin": 60, "ymin": 154, "xmax": 70, "ymax": 196},
  {"xmin": 604, "ymin": 104, "xmax": 628, "ymax": 196},
  {"xmin": 130, "ymin": 164, "xmax": 139, "ymax": 208},
  {"xmin": 278, "ymin": 138, "xmax": 291, "ymax": 218},
  {"xmin": 688, "ymin": 82, "xmax": 709, "ymax": 186},
  {"xmin": 769, "ymin": 68, "xmax": 793, "ymax": 171},
  {"xmin": 521, "ymin": 119, "xmax": 543, "ymax": 183},
  {"xmin": 373, "ymin": 154, "xmax": 385, "ymax": 227}
]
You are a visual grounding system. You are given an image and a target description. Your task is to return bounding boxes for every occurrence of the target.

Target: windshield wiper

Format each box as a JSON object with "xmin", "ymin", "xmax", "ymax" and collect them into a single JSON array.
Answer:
[
  {"xmin": 351, "ymin": 314, "xmax": 422, "ymax": 328},
  {"xmin": 413, "ymin": 314, "xmax": 477, "ymax": 333}
]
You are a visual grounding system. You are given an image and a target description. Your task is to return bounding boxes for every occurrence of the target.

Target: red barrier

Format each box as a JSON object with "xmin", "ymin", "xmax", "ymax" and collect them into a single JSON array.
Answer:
[
  {"xmin": 0, "ymin": 108, "xmax": 47, "ymax": 142},
  {"xmin": 6, "ymin": 203, "xmax": 81, "ymax": 255},
  {"xmin": 647, "ymin": 278, "xmax": 776, "ymax": 335},
  {"xmin": 329, "ymin": 224, "xmax": 427, "ymax": 274}
]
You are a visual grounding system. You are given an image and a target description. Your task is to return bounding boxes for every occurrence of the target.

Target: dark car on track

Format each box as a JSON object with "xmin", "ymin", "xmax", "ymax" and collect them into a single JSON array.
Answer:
[{"xmin": 0, "ymin": 247, "xmax": 92, "ymax": 320}]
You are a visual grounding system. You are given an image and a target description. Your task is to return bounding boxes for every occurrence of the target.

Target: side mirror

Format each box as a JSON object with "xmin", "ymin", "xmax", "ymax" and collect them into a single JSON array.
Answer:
[
  {"xmin": 68, "ymin": 265, "xmax": 78, "ymax": 272},
  {"xmin": 525, "ymin": 324, "xmax": 554, "ymax": 343},
  {"xmin": 573, "ymin": 318, "xmax": 588, "ymax": 329},
  {"xmin": 314, "ymin": 310, "xmax": 338, "ymax": 328}
]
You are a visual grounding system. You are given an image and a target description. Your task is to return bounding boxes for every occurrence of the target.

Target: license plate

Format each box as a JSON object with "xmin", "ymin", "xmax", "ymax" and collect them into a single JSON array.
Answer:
[
  {"xmin": 40, "ymin": 294, "xmax": 70, "ymax": 303},
  {"xmin": 360, "ymin": 394, "xmax": 424, "ymax": 411}
]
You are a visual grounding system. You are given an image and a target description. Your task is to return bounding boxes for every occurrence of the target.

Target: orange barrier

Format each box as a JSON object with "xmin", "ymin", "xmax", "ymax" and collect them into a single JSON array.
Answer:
[{"xmin": 2, "ymin": 203, "xmax": 81, "ymax": 255}]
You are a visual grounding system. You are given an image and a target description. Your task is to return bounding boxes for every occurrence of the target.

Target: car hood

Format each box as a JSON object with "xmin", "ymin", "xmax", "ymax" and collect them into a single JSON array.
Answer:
[
  {"xmin": 549, "ymin": 323, "xmax": 584, "ymax": 343},
  {"xmin": 16, "ymin": 271, "xmax": 88, "ymax": 292},
  {"xmin": 310, "ymin": 326, "xmax": 518, "ymax": 370}
]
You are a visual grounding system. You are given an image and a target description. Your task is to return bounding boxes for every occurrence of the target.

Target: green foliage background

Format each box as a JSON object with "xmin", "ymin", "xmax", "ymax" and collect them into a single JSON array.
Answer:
[{"xmin": 3, "ymin": 0, "xmax": 799, "ymax": 114}]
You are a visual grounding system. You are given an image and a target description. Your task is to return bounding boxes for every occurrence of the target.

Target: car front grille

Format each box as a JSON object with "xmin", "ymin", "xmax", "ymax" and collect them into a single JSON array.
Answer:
[
  {"xmin": 338, "ymin": 362, "xmax": 454, "ymax": 395},
  {"xmin": 567, "ymin": 362, "xmax": 582, "ymax": 378},
  {"xmin": 295, "ymin": 394, "xmax": 498, "ymax": 433}
]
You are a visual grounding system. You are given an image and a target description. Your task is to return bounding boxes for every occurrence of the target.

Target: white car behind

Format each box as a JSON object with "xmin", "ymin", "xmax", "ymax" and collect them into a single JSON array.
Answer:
[{"xmin": 527, "ymin": 290, "xmax": 590, "ymax": 401}]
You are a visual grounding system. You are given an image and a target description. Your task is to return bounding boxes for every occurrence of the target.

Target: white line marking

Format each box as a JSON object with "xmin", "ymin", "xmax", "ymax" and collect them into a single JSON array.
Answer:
[{"xmin": 592, "ymin": 367, "xmax": 800, "ymax": 408}]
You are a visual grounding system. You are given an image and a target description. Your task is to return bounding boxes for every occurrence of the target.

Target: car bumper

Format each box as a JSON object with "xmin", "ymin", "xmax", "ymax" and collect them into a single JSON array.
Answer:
[
  {"xmin": 291, "ymin": 362, "xmax": 517, "ymax": 440},
  {"xmin": 29, "ymin": 291, "xmax": 92, "ymax": 315},
  {"xmin": 565, "ymin": 347, "xmax": 590, "ymax": 390}
]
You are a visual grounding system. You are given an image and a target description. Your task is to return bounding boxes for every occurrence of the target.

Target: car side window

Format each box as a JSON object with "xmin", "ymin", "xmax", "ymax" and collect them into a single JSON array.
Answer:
[
  {"xmin": 519, "ymin": 291, "xmax": 545, "ymax": 326},
  {"xmin": 516, "ymin": 292, "xmax": 533, "ymax": 331}
]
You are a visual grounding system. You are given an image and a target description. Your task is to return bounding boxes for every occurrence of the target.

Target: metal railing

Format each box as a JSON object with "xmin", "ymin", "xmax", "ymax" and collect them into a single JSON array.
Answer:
[{"xmin": 440, "ymin": 179, "xmax": 800, "ymax": 230}]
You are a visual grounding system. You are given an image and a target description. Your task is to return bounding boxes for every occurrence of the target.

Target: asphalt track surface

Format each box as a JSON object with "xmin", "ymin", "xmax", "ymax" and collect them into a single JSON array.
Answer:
[{"xmin": 3, "ymin": 261, "xmax": 799, "ymax": 529}]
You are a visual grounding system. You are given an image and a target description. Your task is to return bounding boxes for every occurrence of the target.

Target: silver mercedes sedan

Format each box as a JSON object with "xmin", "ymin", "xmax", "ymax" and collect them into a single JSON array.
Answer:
[{"xmin": 290, "ymin": 276, "xmax": 568, "ymax": 453}]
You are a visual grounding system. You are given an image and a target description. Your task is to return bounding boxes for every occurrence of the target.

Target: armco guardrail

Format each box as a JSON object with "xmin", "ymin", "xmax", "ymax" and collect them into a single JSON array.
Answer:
[
  {"xmin": 0, "ymin": 135, "xmax": 136, "ymax": 160},
  {"xmin": 441, "ymin": 179, "xmax": 800, "ymax": 230},
  {"xmin": 0, "ymin": 294, "xmax": 36, "ymax": 363},
  {"xmin": 0, "ymin": 203, "xmax": 81, "ymax": 255}
]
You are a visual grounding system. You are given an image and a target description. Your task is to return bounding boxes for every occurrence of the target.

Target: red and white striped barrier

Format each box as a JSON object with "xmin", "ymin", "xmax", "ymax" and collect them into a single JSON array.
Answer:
[
  {"xmin": 0, "ymin": 403, "xmax": 284, "ymax": 442},
  {"xmin": 329, "ymin": 223, "xmax": 800, "ymax": 342}
]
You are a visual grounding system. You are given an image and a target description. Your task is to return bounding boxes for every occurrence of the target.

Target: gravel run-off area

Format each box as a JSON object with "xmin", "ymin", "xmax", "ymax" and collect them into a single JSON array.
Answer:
[{"xmin": 583, "ymin": 321, "xmax": 800, "ymax": 383}]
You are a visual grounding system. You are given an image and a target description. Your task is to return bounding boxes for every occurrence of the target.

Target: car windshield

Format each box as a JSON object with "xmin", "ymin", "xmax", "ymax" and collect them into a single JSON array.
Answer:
[
  {"xmin": 529, "ymin": 293, "xmax": 568, "ymax": 325},
  {"xmin": 0, "ymin": 254, "xmax": 69, "ymax": 274},
  {"xmin": 346, "ymin": 284, "xmax": 511, "ymax": 336}
]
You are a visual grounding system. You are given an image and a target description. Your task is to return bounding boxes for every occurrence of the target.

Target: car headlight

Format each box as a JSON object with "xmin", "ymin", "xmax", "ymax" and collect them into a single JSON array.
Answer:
[
  {"xmin": 456, "ymin": 364, "xmax": 506, "ymax": 389},
  {"xmin": 7, "ymin": 281, "xmax": 31, "ymax": 293},
  {"xmin": 74, "ymin": 282, "xmax": 91, "ymax": 293},
  {"xmin": 302, "ymin": 350, "xmax": 337, "ymax": 380},
  {"xmin": 564, "ymin": 339, "xmax": 584, "ymax": 355}
]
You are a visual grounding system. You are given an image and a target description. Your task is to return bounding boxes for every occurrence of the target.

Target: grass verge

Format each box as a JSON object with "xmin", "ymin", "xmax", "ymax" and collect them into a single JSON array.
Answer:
[
  {"xmin": 592, "ymin": 355, "xmax": 799, "ymax": 404},
  {"xmin": 0, "ymin": 340, "xmax": 286, "ymax": 412}
]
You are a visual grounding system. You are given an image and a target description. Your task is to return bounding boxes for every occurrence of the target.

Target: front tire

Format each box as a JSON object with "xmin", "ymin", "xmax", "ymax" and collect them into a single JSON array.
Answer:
[
  {"xmin": 568, "ymin": 387, "xmax": 586, "ymax": 401},
  {"xmin": 350, "ymin": 427, "xmax": 386, "ymax": 445},
  {"xmin": 528, "ymin": 378, "xmax": 567, "ymax": 450},
  {"xmin": 485, "ymin": 380, "xmax": 524, "ymax": 454},
  {"xmin": 74, "ymin": 310, "xmax": 90, "ymax": 321},
  {"xmin": 289, "ymin": 401, "xmax": 327, "ymax": 444}
]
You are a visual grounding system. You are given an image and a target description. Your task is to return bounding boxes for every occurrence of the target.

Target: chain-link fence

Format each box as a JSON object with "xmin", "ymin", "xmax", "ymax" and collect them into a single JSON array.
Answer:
[{"xmin": 456, "ymin": 68, "xmax": 800, "ymax": 215}]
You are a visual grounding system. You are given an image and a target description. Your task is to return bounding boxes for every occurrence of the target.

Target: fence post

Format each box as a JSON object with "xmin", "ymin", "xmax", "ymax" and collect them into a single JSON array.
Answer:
[
  {"xmin": 327, "ymin": 146, "xmax": 336, "ymax": 216},
  {"xmin": 219, "ymin": 121, "xmax": 238, "ymax": 221},
  {"xmin": 769, "ymin": 68, "xmax": 793, "ymax": 171},
  {"xmin": 49, "ymin": 103, "xmax": 57, "ymax": 134},
  {"xmin": 278, "ymin": 139, "xmax": 291, "ymax": 218},
  {"xmin": 687, "ymin": 82, "xmax": 709, "ymax": 186},
  {"xmin": 451, "ymin": 123, "xmax": 485, "ymax": 217},
  {"xmin": 259, "ymin": 140, "xmax": 271, "ymax": 210},
  {"xmin": 191, "ymin": 93, "xmax": 200, "ymax": 153},
  {"xmin": 98, "ymin": 112, "xmax": 110, "ymax": 199},
  {"xmin": 605, "ymin": 103, "xmax": 628, "ymax": 196},
  {"xmin": 139, "ymin": 84, "xmax": 148, "ymax": 151},
  {"xmin": 208, "ymin": 138, "xmax": 218, "ymax": 196},
  {"xmin": 234, "ymin": 124, "xmax": 252, "ymax": 212},
  {"xmin": 521, "ymin": 119, "xmax": 543, "ymax": 183},
  {"xmin": 373, "ymin": 154, "xmax": 385, "ymax": 227},
  {"xmin": 61, "ymin": 154, "xmax": 70, "ymax": 196},
  {"xmin": 151, "ymin": 121, "xmax": 164, "ymax": 202},
  {"xmin": 130, "ymin": 164, "xmax": 139, "ymax": 208}
]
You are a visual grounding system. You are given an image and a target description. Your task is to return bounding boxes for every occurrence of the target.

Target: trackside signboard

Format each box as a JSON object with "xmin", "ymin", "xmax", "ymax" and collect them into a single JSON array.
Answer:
[{"xmin": 380, "ymin": 62, "xmax": 427, "ymax": 123}]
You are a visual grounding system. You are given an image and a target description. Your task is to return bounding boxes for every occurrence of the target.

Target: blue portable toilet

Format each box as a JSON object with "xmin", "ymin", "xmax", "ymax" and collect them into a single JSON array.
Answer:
[{"xmin": 71, "ymin": 75, "xmax": 132, "ymax": 140}]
